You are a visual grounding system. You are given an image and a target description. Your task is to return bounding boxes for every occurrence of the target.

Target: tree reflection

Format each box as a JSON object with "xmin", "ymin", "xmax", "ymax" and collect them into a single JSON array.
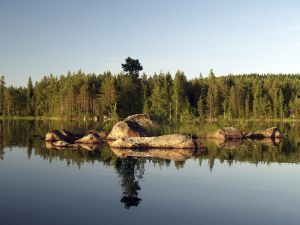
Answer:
[
  {"xmin": 0, "ymin": 120, "xmax": 300, "ymax": 203},
  {"xmin": 0, "ymin": 147, "xmax": 4, "ymax": 160},
  {"xmin": 115, "ymin": 157, "xmax": 144, "ymax": 209}
]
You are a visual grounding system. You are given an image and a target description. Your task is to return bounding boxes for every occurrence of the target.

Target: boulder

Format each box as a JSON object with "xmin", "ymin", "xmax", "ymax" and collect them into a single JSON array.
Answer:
[
  {"xmin": 208, "ymin": 127, "xmax": 243, "ymax": 140},
  {"xmin": 45, "ymin": 130, "xmax": 74, "ymax": 143},
  {"xmin": 124, "ymin": 114, "xmax": 153, "ymax": 128},
  {"xmin": 107, "ymin": 114, "xmax": 154, "ymax": 140},
  {"xmin": 60, "ymin": 129, "xmax": 74, "ymax": 139},
  {"xmin": 259, "ymin": 127, "xmax": 284, "ymax": 138},
  {"xmin": 86, "ymin": 130, "xmax": 108, "ymax": 139},
  {"xmin": 245, "ymin": 127, "xmax": 283, "ymax": 139},
  {"xmin": 72, "ymin": 129, "xmax": 108, "ymax": 140},
  {"xmin": 110, "ymin": 134, "xmax": 196, "ymax": 149},
  {"xmin": 106, "ymin": 114, "xmax": 153, "ymax": 140},
  {"xmin": 75, "ymin": 134, "xmax": 102, "ymax": 144},
  {"xmin": 110, "ymin": 148, "xmax": 195, "ymax": 161},
  {"xmin": 107, "ymin": 120, "xmax": 149, "ymax": 140}
]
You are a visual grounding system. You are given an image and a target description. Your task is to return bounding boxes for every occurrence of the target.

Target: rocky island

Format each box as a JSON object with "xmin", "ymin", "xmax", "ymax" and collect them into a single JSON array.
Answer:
[{"xmin": 45, "ymin": 114, "xmax": 285, "ymax": 155}]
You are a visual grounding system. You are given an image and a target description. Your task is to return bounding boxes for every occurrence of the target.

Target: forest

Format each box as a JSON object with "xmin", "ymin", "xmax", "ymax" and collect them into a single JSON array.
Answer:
[{"xmin": 0, "ymin": 57, "xmax": 300, "ymax": 122}]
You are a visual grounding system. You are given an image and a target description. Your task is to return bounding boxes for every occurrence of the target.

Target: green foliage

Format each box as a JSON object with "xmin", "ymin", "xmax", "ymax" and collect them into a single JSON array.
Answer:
[
  {"xmin": 172, "ymin": 70, "xmax": 188, "ymax": 122},
  {"xmin": 149, "ymin": 73, "xmax": 171, "ymax": 121},
  {"xmin": 121, "ymin": 57, "xmax": 143, "ymax": 78},
  {"xmin": 98, "ymin": 74, "xmax": 117, "ymax": 117},
  {"xmin": 1, "ymin": 120, "xmax": 300, "ymax": 170},
  {"xmin": 110, "ymin": 103, "xmax": 119, "ymax": 125},
  {"xmin": 0, "ymin": 70, "xmax": 300, "ymax": 121},
  {"xmin": 197, "ymin": 95, "xmax": 205, "ymax": 118},
  {"xmin": 289, "ymin": 96, "xmax": 300, "ymax": 118},
  {"xmin": 116, "ymin": 74, "xmax": 142, "ymax": 117},
  {"xmin": 27, "ymin": 77, "xmax": 35, "ymax": 116},
  {"xmin": 0, "ymin": 76, "xmax": 5, "ymax": 115}
]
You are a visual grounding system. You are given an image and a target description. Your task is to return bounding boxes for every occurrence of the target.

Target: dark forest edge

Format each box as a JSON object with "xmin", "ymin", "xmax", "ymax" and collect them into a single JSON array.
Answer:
[{"xmin": 0, "ymin": 57, "xmax": 300, "ymax": 123}]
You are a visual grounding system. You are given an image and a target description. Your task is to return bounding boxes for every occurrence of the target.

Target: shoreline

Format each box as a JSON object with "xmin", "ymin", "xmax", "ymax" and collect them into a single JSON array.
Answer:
[{"xmin": 0, "ymin": 116, "xmax": 300, "ymax": 123}]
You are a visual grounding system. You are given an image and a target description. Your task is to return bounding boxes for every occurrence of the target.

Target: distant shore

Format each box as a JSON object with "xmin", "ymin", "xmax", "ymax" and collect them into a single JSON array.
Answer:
[{"xmin": 0, "ymin": 116, "xmax": 299, "ymax": 122}]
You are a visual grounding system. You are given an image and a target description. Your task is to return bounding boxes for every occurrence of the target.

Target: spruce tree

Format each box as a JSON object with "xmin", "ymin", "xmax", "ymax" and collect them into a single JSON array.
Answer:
[
  {"xmin": 0, "ymin": 76, "xmax": 5, "ymax": 115},
  {"xmin": 27, "ymin": 77, "xmax": 35, "ymax": 116},
  {"xmin": 172, "ymin": 71, "xmax": 187, "ymax": 122}
]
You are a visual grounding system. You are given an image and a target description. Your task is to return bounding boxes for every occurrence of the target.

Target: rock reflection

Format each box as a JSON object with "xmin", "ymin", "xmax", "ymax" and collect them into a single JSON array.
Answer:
[
  {"xmin": 110, "ymin": 148, "xmax": 195, "ymax": 161},
  {"xmin": 244, "ymin": 138, "xmax": 282, "ymax": 147},
  {"xmin": 45, "ymin": 142, "xmax": 101, "ymax": 151},
  {"xmin": 1, "ymin": 120, "xmax": 300, "ymax": 209},
  {"xmin": 78, "ymin": 143, "xmax": 99, "ymax": 151},
  {"xmin": 208, "ymin": 137, "xmax": 282, "ymax": 149},
  {"xmin": 211, "ymin": 139, "xmax": 243, "ymax": 149}
]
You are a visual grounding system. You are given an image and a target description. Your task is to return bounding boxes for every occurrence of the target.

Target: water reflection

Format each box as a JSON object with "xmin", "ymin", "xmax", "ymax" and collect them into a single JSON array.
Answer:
[
  {"xmin": 207, "ymin": 137, "xmax": 283, "ymax": 149},
  {"xmin": 209, "ymin": 138, "xmax": 243, "ymax": 149},
  {"xmin": 1, "ymin": 120, "xmax": 300, "ymax": 209},
  {"xmin": 116, "ymin": 157, "xmax": 144, "ymax": 209},
  {"xmin": 111, "ymin": 148, "xmax": 195, "ymax": 161},
  {"xmin": 0, "ymin": 120, "xmax": 300, "ymax": 167}
]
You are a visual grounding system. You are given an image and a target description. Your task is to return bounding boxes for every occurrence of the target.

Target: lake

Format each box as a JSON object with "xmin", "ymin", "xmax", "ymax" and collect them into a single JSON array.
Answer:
[{"xmin": 0, "ymin": 120, "xmax": 300, "ymax": 225}]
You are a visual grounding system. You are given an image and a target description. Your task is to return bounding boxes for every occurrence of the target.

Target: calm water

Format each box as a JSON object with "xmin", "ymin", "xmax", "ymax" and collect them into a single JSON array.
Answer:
[{"xmin": 0, "ymin": 120, "xmax": 300, "ymax": 225}]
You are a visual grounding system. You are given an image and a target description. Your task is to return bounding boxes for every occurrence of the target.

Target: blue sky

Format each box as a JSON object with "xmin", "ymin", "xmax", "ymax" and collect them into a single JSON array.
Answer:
[{"xmin": 1, "ymin": 0, "xmax": 300, "ymax": 86}]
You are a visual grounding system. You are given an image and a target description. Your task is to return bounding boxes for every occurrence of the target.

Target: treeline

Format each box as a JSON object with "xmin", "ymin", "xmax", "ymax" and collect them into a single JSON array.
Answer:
[{"xmin": 0, "ymin": 60, "xmax": 300, "ymax": 121}]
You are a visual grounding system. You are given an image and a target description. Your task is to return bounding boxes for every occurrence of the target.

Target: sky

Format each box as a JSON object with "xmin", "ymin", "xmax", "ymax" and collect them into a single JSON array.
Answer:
[{"xmin": 1, "ymin": 0, "xmax": 300, "ymax": 86}]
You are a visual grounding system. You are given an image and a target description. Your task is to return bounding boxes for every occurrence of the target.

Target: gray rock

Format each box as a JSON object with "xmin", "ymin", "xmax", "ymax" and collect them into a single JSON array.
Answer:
[
  {"xmin": 124, "ymin": 114, "xmax": 153, "ymax": 128},
  {"xmin": 45, "ymin": 129, "xmax": 74, "ymax": 143},
  {"xmin": 245, "ymin": 127, "xmax": 284, "ymax": 139},
  {"xmin": 107, "ymin": 114, "xmax": 154, "ymax": 140},
  {"xmin": 207, "ymin": 127, "xmax": 243, "ymax": 140},
  {"xmin": 75, "ymin": 134, "xmax": 102, "ymax": 144},
  {"xmin": 110, "ymin": 134, "xmax": 196, "ymax": 149},
  {"xmin": 107, "ymin": 120, "xmax": 149, "ymax": 140}
]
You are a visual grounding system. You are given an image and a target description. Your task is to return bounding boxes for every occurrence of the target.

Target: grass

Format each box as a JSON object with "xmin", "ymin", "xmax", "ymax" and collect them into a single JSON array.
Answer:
[
  {"xmin": 146, "ymin": 117, "xmax": 300, "ymax": 138},
  {"xmin": 1, "ymin": 115, "xmax": 299, "ymax": 138},
  {"xmin": 0, "ymin": 116, "xmax": 62, "ymax": 120}
]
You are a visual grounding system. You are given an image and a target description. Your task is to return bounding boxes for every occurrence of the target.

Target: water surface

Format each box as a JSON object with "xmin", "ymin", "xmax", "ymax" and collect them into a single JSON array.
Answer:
[{"xmin": 0, "ymin": 120, "xmax": 300, "ymax": 225}]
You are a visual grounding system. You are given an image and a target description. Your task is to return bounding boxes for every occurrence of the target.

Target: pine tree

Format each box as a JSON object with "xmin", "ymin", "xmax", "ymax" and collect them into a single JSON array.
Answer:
[
  {"xmin": 253, "ymin": 81, "xmax": 264, "ymax": 118},
  {"xmin": 207, "ymin": 85, "xmax": 215, "ymax": 119},
  {"xmin": 121, "ymin": 57, "xmax": 143, "ymax": 78},
  {"xmin": 99, "ymin": 76, "xmax": 117, "ymax": 118},
  {"xmin": 0, "ymin": 69, "xmax": 299, "ymax": 120},
  {"xmin": 289, "ymin": 96, "xmax": 300, "ymax": 119},
  {"xmin": 150, "ymin": 78, "xmax": 169, "ymax": 120},
  {"xmin": 245, "ymin": 92, "xmax": 251, "ymax": 118},
  {"xmin": 278, "ymin": 90, "xmax": 285, "ymax": 119},
  {"xmin": 172, "ymin": 71, "xmax": 187, "ymax": 122},
  {"xmin": 229, "ymin": 86, "xmax": 237, "ymax": 118},
  {"xmin": 141, "ymin": 74, "xmax": 151, "ymax": 114},
  {"xmin": 27, "ymin": 77, "xmax": 35, "ymax": 116},
  {"xmin": 236, "ymin": 82, "xmax": 247, "ymax": 117},
  {"xmin": 207, "ymin": 69, "xmax": 219, "ymax": 119},
  {"xmin": 164, "ymin": 72, "xmax": 173, "ymax": 122},
  {"xmin": 197, "ymin": 95, "xmax": 205, "ymax": 117},
  {"xmin": 0, "ymin": 76, "xmax": 5, "ymax": 115}
]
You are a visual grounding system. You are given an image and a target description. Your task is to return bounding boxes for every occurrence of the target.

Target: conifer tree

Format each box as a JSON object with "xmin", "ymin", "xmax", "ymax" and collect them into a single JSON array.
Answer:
[
  {"xmin": 172, "ymin": 71, "xmax": 187, "ymax": 122},
  {"xmin": 0, "ymin": 76, "xmax": 5, "ymax": 115},
  {"xmin": 27, "ymin": 77, "xmax": 35, "ymax": 116}
]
